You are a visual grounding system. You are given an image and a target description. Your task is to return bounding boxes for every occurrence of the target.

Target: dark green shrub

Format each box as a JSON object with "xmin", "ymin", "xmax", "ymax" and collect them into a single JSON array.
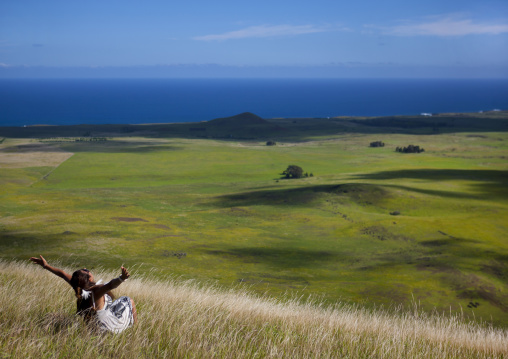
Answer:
[
  {"xmin": 396, "ymin": 145, "xmax": 424, "ymax": 153},
  {"xmin": 282, "ymin": 165, "xmax": 304, "ymax": 179},
  {"xmin": 370, "ymin": 141, "xmax": 385, "ymax": 147}
]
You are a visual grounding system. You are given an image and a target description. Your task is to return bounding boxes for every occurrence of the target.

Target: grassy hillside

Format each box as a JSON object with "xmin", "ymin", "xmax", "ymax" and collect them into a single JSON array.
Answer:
[
  {"xmin": 1, "ymin": 260, "xmax": 507, "ymax": 358},
  {"xmin": 1, "ymin": 113, "xmax": 508, "ymax": 330}
]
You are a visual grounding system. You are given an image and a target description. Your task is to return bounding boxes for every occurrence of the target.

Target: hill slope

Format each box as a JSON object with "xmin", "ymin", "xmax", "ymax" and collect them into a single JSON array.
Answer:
[{"xmin": 1, "ymin": 260, "xmax": 507, "ymax": 358}]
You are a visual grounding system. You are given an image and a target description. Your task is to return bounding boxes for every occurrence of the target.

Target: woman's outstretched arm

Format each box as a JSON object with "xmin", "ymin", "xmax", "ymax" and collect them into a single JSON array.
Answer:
[
  {"xmin": 95, "ymin": 266, "xmax": 130, "ymax": 297},
  {"xmin": 29, "ymin": 255, "xmax": 72, "ymax": 284}
]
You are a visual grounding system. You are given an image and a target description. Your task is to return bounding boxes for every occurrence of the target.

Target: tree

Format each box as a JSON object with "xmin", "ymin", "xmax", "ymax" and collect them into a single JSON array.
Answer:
[
  {"xmin": 369, "ymin": 141, "xmax": 385, "ymax": 147},
  {"xmin": 396, "ymin": 145, "xmax": 424, "ymax": 153},
  {"xmin": 282, "ymin": 165, "xmax": 304, "ymax": 179}
]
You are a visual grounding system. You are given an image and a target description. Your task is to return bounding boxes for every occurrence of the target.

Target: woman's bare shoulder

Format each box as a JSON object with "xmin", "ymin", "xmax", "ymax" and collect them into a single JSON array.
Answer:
[{"xmin": 90, "ymin": 283, "xmax": 106, "ymax": 291}]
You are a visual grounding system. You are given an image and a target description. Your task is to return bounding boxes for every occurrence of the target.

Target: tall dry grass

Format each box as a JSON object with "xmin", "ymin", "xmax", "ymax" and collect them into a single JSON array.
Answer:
[{"xmin": 1, "ymin": 259, "xmax": 507, "ymax": 358}]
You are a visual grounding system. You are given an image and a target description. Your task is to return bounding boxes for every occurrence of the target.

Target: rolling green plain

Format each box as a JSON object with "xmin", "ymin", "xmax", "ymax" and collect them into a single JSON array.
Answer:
[{"xmin": 1, "ymin": 112, "xmax": 508, "ymax": 326}]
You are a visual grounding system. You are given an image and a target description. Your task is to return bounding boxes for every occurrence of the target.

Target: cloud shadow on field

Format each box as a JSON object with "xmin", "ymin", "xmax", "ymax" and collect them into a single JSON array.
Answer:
[
  {"xmin": 0, "ymin": 231, "xmax": 61, "ymax": 251},
  {"xmin": 352, "ymin": 169, "xmax": 508, "ymax": 199},
  {"xmin": 212, "ymin": 183, "xmax": 391, "ymax": 208},
  {"xmin": 59, "ymin": 141, "xmax": 183, "ymax": 153},
  {"xmin": 0, "ymin": 231, "xmax": 89, "ymax": 267},
  {"xmin": 0, "ymin": 141, "xmax": 182, "ymax": 154},
  {"xmin": 0, "ymin": 143, "xmax": 66, "ymax": 153}
]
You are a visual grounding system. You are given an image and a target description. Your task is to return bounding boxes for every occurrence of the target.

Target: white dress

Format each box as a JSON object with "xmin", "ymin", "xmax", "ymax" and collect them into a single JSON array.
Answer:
[
  {"xmin": 95, "ymin": 294, "xmax": 134, "ymax": 333},
  {"xmin": 80, "ymin": 280, "xmax": 134, "ymax": 333}
]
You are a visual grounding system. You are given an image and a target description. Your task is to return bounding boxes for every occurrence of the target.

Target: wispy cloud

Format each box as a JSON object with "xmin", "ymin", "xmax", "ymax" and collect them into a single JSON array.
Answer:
[
  {"xmin": 193, "ymin": 24, "xmax": 331, "ymax": 41},
  {"xmin": 374, "ymin": 15, "xmax": 508, "ymax": 36}
]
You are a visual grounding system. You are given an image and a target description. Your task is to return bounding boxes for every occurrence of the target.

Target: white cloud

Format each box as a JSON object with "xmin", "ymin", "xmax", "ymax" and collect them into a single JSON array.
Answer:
[
  {"xmin": 377, "ymin": 15, "xmax": 508, "ymax": 37},
  {"xmin": 193, "ymin": 24, "xmax": 330, "ymax": 41},
  {"xmin": 0, "ymin": 63, "xmax": 10, "ymax": 67}
]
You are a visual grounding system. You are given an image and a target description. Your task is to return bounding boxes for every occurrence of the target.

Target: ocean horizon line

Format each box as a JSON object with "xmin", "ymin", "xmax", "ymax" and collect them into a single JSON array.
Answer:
[{"xmin": 1, "ymin": 78, "xmax": 507, "ymax": 127}]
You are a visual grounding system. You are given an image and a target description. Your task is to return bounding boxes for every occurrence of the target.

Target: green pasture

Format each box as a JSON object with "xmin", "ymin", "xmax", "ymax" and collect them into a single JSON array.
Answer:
[{"xmin": 1, "ymin": 127, "xmax": 508, "ymax": 326}]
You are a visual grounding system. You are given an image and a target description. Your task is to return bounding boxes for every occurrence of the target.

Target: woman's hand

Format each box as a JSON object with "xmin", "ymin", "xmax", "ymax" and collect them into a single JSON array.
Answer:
[
  {"xmin": 28, "ymin": 256, "xmax": 72, "ymax": 284},
  {"xmin": 120, "ymin": 266, "xmax": 130, "ymax": 281},
  {"xmin": 29, "ymin": 255, "xmax": 48, "ymax": 268}
]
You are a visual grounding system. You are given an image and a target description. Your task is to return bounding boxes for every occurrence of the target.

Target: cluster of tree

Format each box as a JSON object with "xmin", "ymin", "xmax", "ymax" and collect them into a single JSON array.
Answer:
[
  {"xmin": 369, "ymin": 141, "xmax": 385, "ymax": 147},
  {"xmin": 39, "ymin": 137, "xmax": 109, "ymax": 143},
  {"xmin": 75, "ymin": 137, "xmax": 109, "ymax": 142},
  {"xmin": 281, "ymin": 165, "xmax": 313, "ymax": 179},
  {"xmin": 266, "ymin": 140, "xmax": 277, "ymax": 146},
  {"xmin": 396, "ymin": 145, "xmax": 425, "ymax": 153}
]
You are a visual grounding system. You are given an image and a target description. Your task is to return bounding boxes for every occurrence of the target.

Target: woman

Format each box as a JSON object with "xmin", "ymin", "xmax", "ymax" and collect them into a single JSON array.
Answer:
[{"xmin": 30, "ymin": 255, "xmax": 137, "ymax": 333}]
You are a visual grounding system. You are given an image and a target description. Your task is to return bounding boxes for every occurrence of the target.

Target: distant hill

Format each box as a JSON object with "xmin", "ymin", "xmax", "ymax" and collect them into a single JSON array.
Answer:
[
  {"xmin": 0, "ymin": 111, "xmax": 507, "ymax": 139},
  {"xmin": 200, "ymin": 112, "xmax": 284, "ymax": 138},
  {"xmin": 207, "ymin": 112, "xmax": 267, "ymax": 126}
]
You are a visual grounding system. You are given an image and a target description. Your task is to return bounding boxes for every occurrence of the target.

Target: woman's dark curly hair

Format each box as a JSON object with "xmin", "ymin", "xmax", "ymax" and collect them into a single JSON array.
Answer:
[
  {"xmin": 69, "ymin": 269, "xmax": 116, "ymax": 320},
  {"xmin": 70, "ymin": 269, "xmax": 96, "ymax": 319}
]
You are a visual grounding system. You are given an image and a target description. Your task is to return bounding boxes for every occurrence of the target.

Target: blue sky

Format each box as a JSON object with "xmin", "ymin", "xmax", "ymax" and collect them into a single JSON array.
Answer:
[{"xmin": 1, "ymin": 0, "xmax": 508, "ymax": 77}]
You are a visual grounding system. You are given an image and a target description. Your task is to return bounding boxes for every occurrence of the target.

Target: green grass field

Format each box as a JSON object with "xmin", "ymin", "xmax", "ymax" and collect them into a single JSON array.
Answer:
[{"xmin": 1, "ymin": 113, "xmax": 508, "ymax": 327}]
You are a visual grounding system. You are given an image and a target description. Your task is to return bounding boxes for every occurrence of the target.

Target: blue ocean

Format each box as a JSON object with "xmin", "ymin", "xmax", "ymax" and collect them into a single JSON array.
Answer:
[{"xmin": 1, "ymin": 78, "xmax": 507, "ymax": 127}]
